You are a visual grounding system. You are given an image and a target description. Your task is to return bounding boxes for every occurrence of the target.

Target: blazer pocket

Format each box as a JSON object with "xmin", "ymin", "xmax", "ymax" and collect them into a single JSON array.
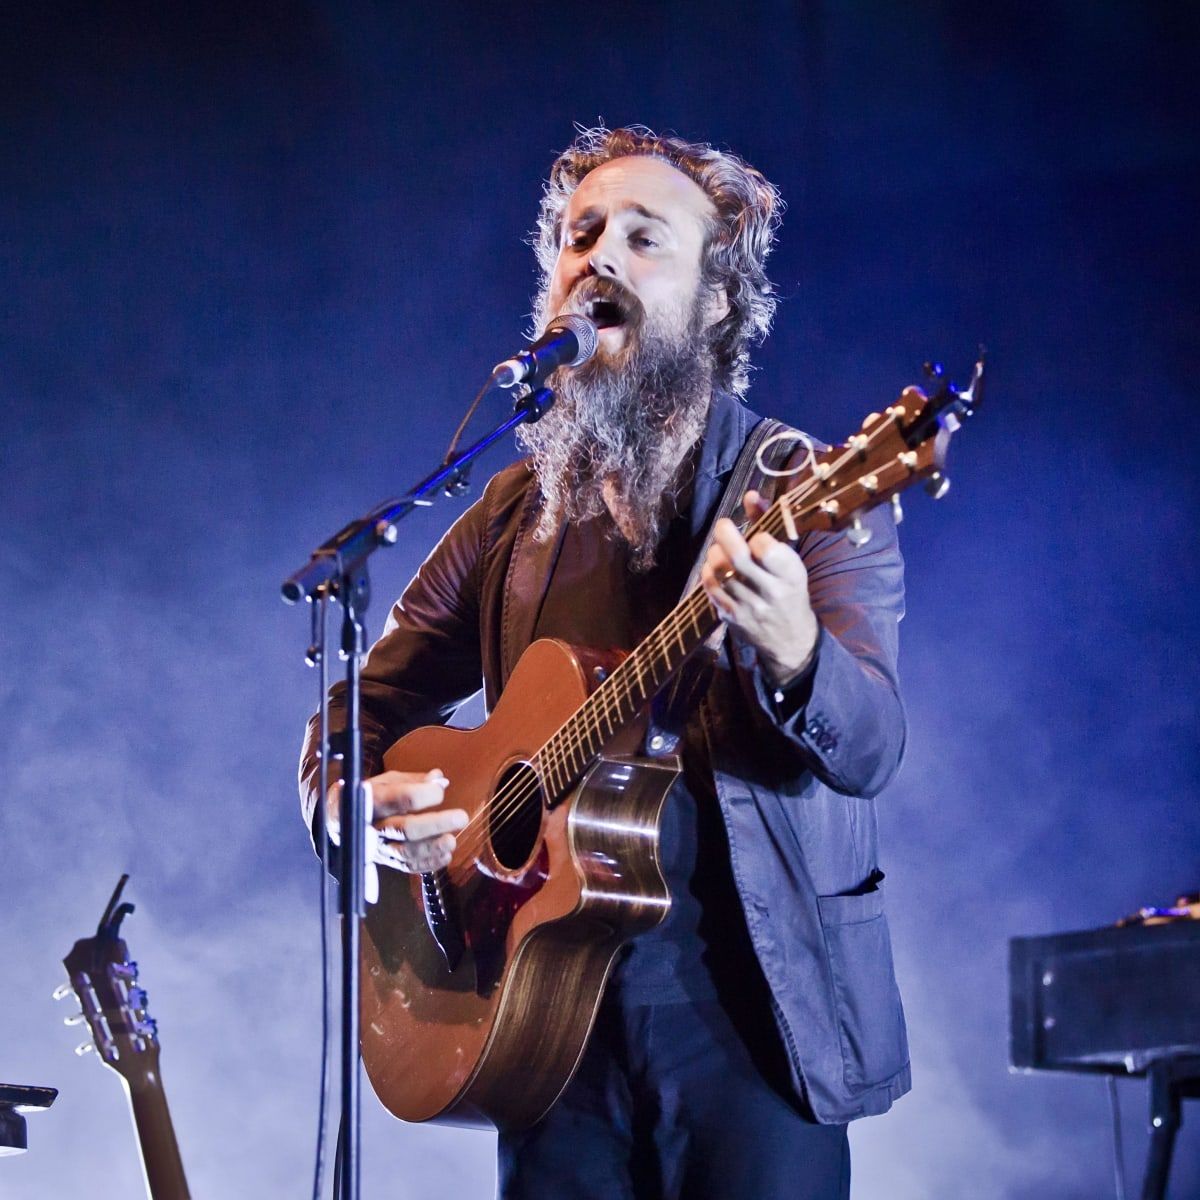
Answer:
[{"xmin": 817, "ymin": 890, "xmax": 909, "ymax": 1091}]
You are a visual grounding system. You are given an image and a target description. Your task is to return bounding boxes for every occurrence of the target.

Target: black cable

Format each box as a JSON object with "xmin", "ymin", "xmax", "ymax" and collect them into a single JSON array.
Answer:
[
  {"xmin": 1107, "ymin": 1075, "xmax": 1128, "ymax": 1200},
  {"xmin": 439, "ymin": 377, "xmax": 501, "ymax": 493},
  {"xmin": 333, "ymin": 1114, "xmax": 345, "ymax": 1196}
]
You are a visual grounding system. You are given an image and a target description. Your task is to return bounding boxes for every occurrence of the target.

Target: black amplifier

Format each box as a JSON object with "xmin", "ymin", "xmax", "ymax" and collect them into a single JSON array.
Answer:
[{"xmin": 1010, "ymin": 919, "xmax": 1200, "ymax": 1074}]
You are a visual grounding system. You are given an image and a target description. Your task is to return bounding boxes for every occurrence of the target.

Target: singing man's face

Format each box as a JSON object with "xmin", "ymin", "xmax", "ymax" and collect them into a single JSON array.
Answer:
[{"xmin": 544, "ymin": 155, "xmax": 728, "ymax": 359}]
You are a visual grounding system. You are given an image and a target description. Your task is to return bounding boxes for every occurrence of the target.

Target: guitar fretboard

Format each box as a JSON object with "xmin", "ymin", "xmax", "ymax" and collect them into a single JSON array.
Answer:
[
  {"xmin": 525, "ymin": 394, "xmax": 936, "ymax": 804},
  {"xmin": 532, "ymin": 584, "xmax": 721, "ymax": 802}
]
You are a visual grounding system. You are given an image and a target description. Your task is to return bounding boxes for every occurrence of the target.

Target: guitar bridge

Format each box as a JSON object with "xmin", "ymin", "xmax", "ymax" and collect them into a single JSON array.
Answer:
[{"xmin": 420, "ymin": 870, "xmax": 465, "ymax": 971}]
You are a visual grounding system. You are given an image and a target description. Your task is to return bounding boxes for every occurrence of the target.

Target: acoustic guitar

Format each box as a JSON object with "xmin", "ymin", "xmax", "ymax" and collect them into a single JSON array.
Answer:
[
  {"xmin": 58, "ymin": 875, "xmax": 191, "ymax": 1199},
  {"xmin": 360, "ymin": 362, "xmax": 983, "ymax": 1130}
]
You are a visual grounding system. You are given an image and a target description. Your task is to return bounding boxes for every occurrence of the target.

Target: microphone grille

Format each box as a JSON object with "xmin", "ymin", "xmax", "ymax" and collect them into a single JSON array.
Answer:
[{"xmin": 553, "ymin": 313, "xmax": 598, "ymax": 367}]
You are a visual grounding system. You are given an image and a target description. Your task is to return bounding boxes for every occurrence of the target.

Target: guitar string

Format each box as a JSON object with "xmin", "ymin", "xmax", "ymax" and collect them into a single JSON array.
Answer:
[
  {"xmin": 450, "ymin": 408, "xmax": 911, "ymax": 864},
  {"xmin": 446, "ymin": 409, "xmax": 913, "ymax": 864}
]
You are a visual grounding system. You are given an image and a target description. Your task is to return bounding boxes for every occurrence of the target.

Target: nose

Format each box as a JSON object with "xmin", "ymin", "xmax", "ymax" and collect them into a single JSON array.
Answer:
[
  {"xmin": 587, "ymin": 229, "xmax": 623, "ymax": 281},
  {"xmin": 588, "ymin": 250, "xmax": 619, "ymax": 279}
]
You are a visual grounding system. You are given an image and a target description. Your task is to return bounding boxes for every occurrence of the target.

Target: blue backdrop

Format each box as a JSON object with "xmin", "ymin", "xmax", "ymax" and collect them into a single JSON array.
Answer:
[{"xmin": 4, "ymin": 3, "xmax": 1198, "ymax": 1196}]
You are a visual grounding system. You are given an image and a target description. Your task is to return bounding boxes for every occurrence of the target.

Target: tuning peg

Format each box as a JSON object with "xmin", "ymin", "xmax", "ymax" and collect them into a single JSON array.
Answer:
[
  {"xmin": 63, "ymin": 1011, "xmax": 88, "ymax": 1026},
  {"xmin": 74, "ymin": 1042, "xmax": 96, "ymax": 1057},
  {"xmin": 52, "ymin": 982, "xmax": 73, "ymax": 1001},
  {"xmin": 890, "ymin": 495, "xmax": 904, "ymax": 525},
  {"xmin": 110, "ymin": 961, "xmax": 137, "ymax": 980},
  {"xmin": 924, "ymin": 472, "xmax": 951, "ymax": 500},
  {"xmin": 130, "ymin": 987, "xmax": 148, "ymax": 1009},
  {"xmin": 845, "ymin": 517, "xmax": 873, "ymax": 548}
]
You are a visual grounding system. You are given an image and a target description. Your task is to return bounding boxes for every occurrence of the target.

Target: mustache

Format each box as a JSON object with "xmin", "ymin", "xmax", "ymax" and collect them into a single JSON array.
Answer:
[{"xmin": 559, "ymin": 275, "xmax": 645, "ymax": 333}]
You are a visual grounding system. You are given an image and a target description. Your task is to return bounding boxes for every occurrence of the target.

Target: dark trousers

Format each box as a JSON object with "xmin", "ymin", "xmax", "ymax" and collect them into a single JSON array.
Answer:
[{"xmin": 497, "ymin": 990, "xmax": 850, "ymax": 1200}]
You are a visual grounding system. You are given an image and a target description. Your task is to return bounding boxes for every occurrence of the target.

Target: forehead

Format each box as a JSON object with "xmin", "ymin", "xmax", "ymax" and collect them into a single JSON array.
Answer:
[{"xmin": 565, "ymin": 155, "xmax": 715, "ymax": 228}]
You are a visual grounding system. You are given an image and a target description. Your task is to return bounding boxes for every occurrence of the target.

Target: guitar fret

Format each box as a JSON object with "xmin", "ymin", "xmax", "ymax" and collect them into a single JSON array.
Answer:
[
  {"xmin": 672, "ymin": 611, "xmax": 687, "ymax": 654},
  {"xmin": 535, "ymin": 577, "xmax": 739, "ymax": 802}
]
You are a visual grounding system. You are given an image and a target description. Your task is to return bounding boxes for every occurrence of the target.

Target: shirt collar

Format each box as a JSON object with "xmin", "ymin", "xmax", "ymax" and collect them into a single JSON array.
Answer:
[{"xmin": 697, "ymin": 389, "xmax": 762, "ymax": 480}]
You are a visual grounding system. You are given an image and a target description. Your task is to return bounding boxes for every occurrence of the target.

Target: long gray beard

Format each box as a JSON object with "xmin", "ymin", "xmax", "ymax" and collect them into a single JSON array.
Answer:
[{"xmin": 517, "ymin": 293, "xmax": 714, "ymax": 571}]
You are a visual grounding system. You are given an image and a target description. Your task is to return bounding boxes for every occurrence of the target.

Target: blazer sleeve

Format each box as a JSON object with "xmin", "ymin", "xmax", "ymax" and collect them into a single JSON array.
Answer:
[{"xmin": 738, "ymin": 499, "xmax": 907, "ymax": 798}]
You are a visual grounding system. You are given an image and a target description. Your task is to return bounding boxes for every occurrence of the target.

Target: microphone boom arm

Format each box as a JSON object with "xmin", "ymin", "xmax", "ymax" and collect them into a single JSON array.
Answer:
[{"xmin": 281, "ymin": 386, "xmax": 553, "ymax": 605}]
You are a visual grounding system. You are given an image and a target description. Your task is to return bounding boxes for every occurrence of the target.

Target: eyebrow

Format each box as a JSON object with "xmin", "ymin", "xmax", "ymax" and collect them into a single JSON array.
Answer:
[{"xmin": 567, "ymin": 202, "xmax": 671, "ymax": 229}]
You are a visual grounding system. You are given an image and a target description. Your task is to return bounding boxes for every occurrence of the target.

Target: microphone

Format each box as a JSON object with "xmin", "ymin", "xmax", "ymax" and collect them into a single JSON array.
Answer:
[{"xmin": 491, "ymin": 313, "xmax": 598, "ymax": 389}]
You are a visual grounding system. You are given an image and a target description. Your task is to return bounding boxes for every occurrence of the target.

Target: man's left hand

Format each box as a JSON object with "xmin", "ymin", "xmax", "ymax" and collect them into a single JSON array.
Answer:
[{"xmin": 700, "ymin": 490, "xmax": 819, "ymax": 688}]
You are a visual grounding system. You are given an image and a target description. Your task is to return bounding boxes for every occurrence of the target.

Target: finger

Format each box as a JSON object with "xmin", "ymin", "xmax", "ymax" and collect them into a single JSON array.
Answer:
[
  {"xmin": 377, "ymin": 808, "xmax": 469, "ymax": 843},
  {"xmin": 700, "ymin": 552, "xmax": 734, "ymax": 609},
  {"xmin": 748, "ymin": 531, "xmax": 806, "ymax": 583},
  {"xmin": 701, "ymin": 558, "xmax": 734, "ymax": 593},
  {"xmin": 368, "ymin": 769, "xmax": 450, "ymax": 816},
  {"xmin": 713, "ymin": 520, "xmax": 778, "ymax": 596},
  {"xmin": 723, "ymin": 576, "xmax": 769, "ymax": 618},
  {"xmin": 388, "ymin": 832, "xmax": 456, "ymax": 873},
  {"xmin": 743, "ymin": 489, "xmax": 769, "ymax": 519},
  {"xmin": 700, "ymin": 578, "xmax": 739, "ymax": 619},
  {"xmin": 704, "ymin": 542, "xmax": 734, "ymax": 583},
  {"xmin": 712, "ymin": 518, "xmax": 758, "ymax": 575},
  {"xmin": 325, "ymin": 780, "xmax": 344, "ymax": 834}
]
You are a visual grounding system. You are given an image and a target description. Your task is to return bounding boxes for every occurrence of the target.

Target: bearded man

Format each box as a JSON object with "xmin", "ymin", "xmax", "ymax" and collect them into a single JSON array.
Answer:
[{"xmin": 300, "ymin": 126, "xmax": 909, "ymax": 1200}]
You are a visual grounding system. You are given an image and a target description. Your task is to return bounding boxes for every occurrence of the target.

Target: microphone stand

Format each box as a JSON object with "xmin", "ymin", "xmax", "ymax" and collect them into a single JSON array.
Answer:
[{"xmin": 282, "ymin": 383, "xmax": 554, "ymax": 1200}]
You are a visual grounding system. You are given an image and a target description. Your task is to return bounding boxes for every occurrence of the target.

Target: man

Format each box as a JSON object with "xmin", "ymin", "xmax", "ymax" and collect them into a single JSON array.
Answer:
[{"xmin": 301, "ymin": 126, "xmax": 909, "ymax": 1199}]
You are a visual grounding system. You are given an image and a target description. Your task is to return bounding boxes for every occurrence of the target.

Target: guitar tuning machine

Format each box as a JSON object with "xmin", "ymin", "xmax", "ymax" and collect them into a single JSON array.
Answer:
[
  {"xmin": 52, "ymin": 982, "xmax": 72, "ymax": 1001},
  {"xmin": 845, "ymin": 517, "xmax": 873, "ymax": 548},
  {"xmin": 890, "ymin": 495, "xmax": 904, "ymax": 525},
  {"xmin": 924, "ymin": 472, "xmax": 951, "ymax": 500},
  {"xmin": 74, "ymin": 1042, "xmax": 96, "ymax": 1057}
]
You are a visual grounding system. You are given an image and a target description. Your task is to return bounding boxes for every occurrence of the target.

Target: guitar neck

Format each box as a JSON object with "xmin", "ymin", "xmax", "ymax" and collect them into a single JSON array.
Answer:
[
  {"xmin": 531, "ymin": 382, "xmax": 972, "ymax": 802},
  {"xmin": 535, "ymin": 583, "xmax": 722, "ymax": 800},
  {"xmin": 125, "ymin": 1071, "xmax": 191, "ymax": 1200}
]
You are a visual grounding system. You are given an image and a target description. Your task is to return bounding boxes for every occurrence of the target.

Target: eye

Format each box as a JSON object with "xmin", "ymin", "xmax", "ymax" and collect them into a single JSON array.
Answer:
[
  {"xmin": 631, "ymin": 233, "xmax": 658, "ymax": 249},
  {"xmin": 567, "ymin": 230, "xmax": 593, "ymax": 251}
]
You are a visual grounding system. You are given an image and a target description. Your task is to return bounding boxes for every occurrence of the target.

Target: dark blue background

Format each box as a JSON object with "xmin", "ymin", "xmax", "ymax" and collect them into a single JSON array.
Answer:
[{"xmin": 4, "ymin": 3, "xmax": 1197, "ymax": 1196}]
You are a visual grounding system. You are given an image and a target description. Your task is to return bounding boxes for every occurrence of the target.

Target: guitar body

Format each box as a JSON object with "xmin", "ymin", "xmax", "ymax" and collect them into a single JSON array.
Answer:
[{"xmin": 361, "ymin": 638, "xmax": 679, "ymax": 1130}]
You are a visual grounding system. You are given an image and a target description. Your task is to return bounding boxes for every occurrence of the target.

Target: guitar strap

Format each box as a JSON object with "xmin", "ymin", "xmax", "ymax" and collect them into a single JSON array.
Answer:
[
  {"xmin": 681, "ymin": 415, "xmax": 794, "ymax": 598},
  {"xmin": 647, "ymin": 414, "xmax": 796, "ymax": 756}
]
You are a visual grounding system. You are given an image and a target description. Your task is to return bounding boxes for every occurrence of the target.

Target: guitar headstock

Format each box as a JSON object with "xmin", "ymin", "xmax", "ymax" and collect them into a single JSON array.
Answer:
[
  {"xmin": 774, "ymin": 354, "xmax": 985, "ymax": 545},
  {"xmin": 56, "ymin": 875, "xmax": 162, "ymax": 1090}
]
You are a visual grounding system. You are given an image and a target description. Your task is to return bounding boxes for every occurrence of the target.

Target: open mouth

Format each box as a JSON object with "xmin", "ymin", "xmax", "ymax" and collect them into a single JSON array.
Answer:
[{"xmin": 585, "ymin": 298, "xmax": 627, "ymax": 330}]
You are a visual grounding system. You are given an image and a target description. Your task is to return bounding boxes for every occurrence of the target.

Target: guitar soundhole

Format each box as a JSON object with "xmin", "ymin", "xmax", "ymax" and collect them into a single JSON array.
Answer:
[{"xmin": 488, "ymin": 761, "xmax": 544, "ymax": 871}]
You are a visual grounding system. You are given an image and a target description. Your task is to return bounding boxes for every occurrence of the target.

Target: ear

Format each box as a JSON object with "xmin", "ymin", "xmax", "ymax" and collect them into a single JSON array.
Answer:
[{"xmin": 704, "ymin": 286, "xmax": 730, "ymax": 329}]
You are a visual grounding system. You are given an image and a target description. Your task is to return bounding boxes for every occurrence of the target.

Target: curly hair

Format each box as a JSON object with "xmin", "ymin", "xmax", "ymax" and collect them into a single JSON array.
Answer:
[{"xmin": 532, "ymin": 125, "xmax": 784, "ymax": 398}]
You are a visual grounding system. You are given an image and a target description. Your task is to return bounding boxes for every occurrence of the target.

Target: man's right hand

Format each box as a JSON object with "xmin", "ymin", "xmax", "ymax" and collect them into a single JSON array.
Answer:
[{"xmin": 326, "ymin": 769, "xmax": 468, "ymax": 873}]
